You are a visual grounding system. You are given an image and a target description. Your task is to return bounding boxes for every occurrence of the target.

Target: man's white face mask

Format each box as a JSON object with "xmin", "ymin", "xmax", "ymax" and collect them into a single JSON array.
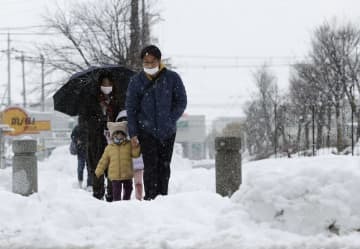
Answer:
[
  {"xmin": 100, "ymin": 86, "xmax": 112, "ymax": 95},
  {"xmin": 144, "ymin": 66, "xmax": 159, "ymax": 75}
]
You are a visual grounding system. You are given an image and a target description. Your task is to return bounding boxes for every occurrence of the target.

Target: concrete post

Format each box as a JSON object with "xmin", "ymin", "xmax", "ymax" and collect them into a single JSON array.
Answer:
[
  {"xmin": 215, "ymin": 137, "xmax": 241, "ymax": 197},
  {"xmin": 12, "ymin": 139, "xmax": 38, "ymax": 196}
]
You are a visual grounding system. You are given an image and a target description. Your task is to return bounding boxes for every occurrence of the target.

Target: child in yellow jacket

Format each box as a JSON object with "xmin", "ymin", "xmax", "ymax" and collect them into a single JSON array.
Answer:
[
  {"xmin": 95, "ymin": 121, "xmax": 140, "ymax": 201},
  {"xmin": 115, "ymin": 110, "xmax": 144, "ymax": 200}
]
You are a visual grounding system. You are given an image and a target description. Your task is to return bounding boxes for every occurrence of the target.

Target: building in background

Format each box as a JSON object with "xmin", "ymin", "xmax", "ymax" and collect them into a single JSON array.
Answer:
[
  {"xmin": 28, "ymin": 110, "xmax": 76, "ymax": 149},
  {"xmin": 176, "ymin": 115, "xmax": 206, "ymax": 160}
]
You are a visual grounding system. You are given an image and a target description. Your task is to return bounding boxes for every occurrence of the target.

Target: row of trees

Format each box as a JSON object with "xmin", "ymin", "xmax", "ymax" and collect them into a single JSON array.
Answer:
[
  {"xmin": 244, "ymin": 20, "xmax": 360, "ymax": 159},
  {"xmin": 36, "ymin": 0, "xmax": 159, "ymax": 94}
]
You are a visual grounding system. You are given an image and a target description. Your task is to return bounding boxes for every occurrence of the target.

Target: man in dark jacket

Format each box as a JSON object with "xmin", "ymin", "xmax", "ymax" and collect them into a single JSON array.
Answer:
[
  {"xmin": 78, "ymin": 72, "xmax": 121, "ymax": 201},
  {"xmin": 126, "ymin": 45, "xmax": 187, "ymax": 200}
]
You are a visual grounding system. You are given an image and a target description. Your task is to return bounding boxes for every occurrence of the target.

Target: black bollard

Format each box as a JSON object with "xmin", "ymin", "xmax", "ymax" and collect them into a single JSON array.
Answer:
[{"xmin": 215, "ymin": 137, "xmax": 241, "ymax": 197}]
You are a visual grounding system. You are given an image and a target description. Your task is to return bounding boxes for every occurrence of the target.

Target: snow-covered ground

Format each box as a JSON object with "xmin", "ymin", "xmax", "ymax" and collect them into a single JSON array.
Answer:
[{"xmin": 0, "ymin": 145, "xmax": 360, "ymax": 249}]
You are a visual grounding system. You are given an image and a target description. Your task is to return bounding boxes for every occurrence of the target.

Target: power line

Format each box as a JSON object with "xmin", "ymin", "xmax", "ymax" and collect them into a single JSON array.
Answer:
[
  {"xmin": 0, "ymin": 39, "xmax": 38, "ymax": 43},
  {"xmin": 175, "ymin": 63, "xmax": 300, "ymax": 69},
  {"xmin": 0, "ymin": 32, "xmax": 59, "ymax": 36},
  {"xmin": 0, "ymin": 49, "xmax": 304, "ymax": 69},
  {"xmin": 1, "ymin": 0, "xmax": 39, "ymax": 4},
  {"xmin": 168, "ymin": 54, "xmax": 303, "ymax": 60},
  {"xmin": 0, "ymin": 28, "xmax": 123, "ymax": 36},
  {"xmin": 0, "ymin": 25, "xmax": 47, "ymax": 31}
]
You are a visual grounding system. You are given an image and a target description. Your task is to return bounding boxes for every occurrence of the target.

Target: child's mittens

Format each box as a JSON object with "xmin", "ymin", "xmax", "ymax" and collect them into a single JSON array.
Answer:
[{"xmin": 132, "ymin": 145, "xmax": 141, "ymax": 158}]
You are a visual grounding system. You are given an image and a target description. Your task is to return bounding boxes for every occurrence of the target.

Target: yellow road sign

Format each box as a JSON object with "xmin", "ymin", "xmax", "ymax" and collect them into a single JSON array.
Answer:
[{"xmin": 1, "ymin": 107, "xmax": 51, "ymax": 136}]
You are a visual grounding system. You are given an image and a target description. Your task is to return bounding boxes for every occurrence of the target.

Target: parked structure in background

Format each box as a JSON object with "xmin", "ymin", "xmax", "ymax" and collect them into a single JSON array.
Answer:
[
  {"xmin": 212, "ymin": 117, "xmax": 244, "ymax": 134},
  {"xmin": 207, "ymin": 116, "xmax": 245, "ymax": 159},
  {"xmin": 176, "ymin": 115, "xmax": 206, "ymax": 160}
]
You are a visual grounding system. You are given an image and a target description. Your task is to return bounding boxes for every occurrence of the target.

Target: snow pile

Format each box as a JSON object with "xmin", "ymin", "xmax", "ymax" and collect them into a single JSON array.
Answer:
[
  {"xmin": 232, "ymin": 156, "xmax": 360, "ymax": 235},
  {"xmin": 0, "ymin": 145, "xmax": 360, "ymax": 248}
]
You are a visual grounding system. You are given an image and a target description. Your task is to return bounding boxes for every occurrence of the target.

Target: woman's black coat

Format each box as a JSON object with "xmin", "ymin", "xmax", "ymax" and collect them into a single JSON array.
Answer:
[{"xmin": 78, "ymin": 83, "xmax": 122, "ymax": 199}]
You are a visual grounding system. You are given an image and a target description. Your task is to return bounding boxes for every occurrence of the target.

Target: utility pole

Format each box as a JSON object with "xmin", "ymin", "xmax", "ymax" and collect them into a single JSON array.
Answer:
[
  {"xmin": 21, "ymin": 52, "xmax": 26, "ymax": 108},
  {"xmin": 141, "ymin": 0, "xmax": 150, "ymax": 47},
  {"xmin": 312, "ymin": 105, "xmax": 315, "ymax": 156},
  {"xmin": 40, "ymin": 54, "xmax": 45, "ymax": 112},
  {"xmin": 274, "ymin": 103, "xmax": 277, "ymax": 158},
  {"xmin": 7, "ymin": 32, "xmax": 11, "ymax": 106},
  {"xmin": 130, "ymin": 0, "xmax": 141, "ymax": 69},
  {"xmin": 15, "ymin": 53, "xmax": 46, "ymax": 111},
  {"xmin": 351, "ymin": 84, "xmax": 354, "ymax": 156}
]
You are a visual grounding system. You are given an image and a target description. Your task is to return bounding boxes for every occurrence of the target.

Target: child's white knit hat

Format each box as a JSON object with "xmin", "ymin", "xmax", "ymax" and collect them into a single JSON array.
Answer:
[{"xmin": 107, "ymin": 121, "xmax": 128, "ymax": 137}]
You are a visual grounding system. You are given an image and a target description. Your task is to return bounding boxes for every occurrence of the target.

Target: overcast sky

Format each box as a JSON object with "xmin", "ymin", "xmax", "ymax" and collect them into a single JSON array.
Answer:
[{"xmin": 1, "ymin": 0, "xmax": 360, "ymax": 120}]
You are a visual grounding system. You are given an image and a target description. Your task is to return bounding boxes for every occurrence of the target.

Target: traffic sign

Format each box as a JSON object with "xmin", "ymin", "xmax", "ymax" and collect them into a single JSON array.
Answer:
[{"xmin": 0, "ymin": 107, "xmax": 51, "ymax": 136}]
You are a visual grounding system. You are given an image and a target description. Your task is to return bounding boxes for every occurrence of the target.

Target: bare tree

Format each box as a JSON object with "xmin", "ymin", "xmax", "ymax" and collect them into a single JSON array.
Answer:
[
  {"xmin": 309, "ymin": 21, "xmax": 360, "ymax": 150},
  {"xmin": 243, "ymin": 64, "xmax": 282, "ymax": 158},
  {"xmin": 324, "ymin": 22, "xmax": 360, "ymax": 140},
  {"xmin": 255, "ymin": 64, "xmax": 279, "ymax": 145},
  {"xmin": 289, "ymin": 70, "xmax": 312, "ymax": 150},
  {"xmin": 289, "ymin": 20, "xmax": 360, "ymax": 152},
  {"xmin": 290, "ymin": 62, "xmax": 330, "ymax": 150},
  {"xmin": 244, "ymin": 100, "xmax": 266, "ymax": 156},
  {"xmin": 40, "ymin": 0, "xmax": 160, "ymax": 77}
]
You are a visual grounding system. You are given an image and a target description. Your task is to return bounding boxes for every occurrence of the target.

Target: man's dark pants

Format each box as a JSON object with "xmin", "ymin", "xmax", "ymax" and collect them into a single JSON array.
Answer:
[{"xmin": 138, "ymin": 132, "xmax": 176, "ymax": 200}]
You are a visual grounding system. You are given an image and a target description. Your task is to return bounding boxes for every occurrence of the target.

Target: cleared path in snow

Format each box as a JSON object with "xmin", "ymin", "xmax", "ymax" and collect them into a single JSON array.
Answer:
[{"xmin": 0, "ymin": 146, "xmax": 360, "ymax": 249}]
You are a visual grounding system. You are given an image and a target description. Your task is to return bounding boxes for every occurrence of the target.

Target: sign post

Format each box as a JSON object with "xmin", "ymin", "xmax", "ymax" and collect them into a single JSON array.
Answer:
[{"xmin": 0, "ymin": 107, "xmax": 51, "ymax": 167}]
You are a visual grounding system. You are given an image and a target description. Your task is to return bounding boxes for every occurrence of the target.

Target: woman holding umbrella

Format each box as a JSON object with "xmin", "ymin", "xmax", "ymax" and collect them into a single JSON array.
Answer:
[{"xmin": 78, "ymin": 71, "xmax": 122, "ymax": 201}]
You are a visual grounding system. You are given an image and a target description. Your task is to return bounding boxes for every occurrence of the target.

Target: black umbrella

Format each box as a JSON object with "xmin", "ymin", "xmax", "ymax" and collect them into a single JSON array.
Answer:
[{"xmin": 53, "ymin": 65, "xmax": 135, "ymax": 116}]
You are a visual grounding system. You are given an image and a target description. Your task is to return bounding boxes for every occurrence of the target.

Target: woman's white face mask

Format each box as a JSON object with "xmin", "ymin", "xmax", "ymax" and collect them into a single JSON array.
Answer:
[
  {"xmin": 144, "ymin": 66, "xmax": 159, "ymax": 75},
  {"xmin": 100, "ymin": 86, "xmax": 112, "ymax": 95}
]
